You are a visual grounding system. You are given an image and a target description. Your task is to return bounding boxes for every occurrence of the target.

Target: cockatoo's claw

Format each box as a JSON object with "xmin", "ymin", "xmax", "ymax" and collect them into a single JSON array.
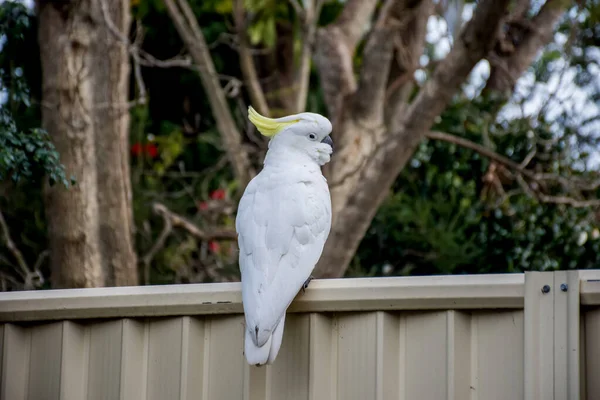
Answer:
[{"xmin": 302, "ymin": 276, "xmax": 314, "ymax": 293}]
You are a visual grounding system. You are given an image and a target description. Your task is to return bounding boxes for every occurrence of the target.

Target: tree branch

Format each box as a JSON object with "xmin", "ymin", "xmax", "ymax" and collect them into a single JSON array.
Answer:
[
  {"xmin": 351, "ymin": 0, "xmax": 397, "ymax": 122},
  {"xmin": 233, "ymin": 0, "xmax": 270, "ymax": 116},
  {"xmin": 141, "ymin": 209, "xmax": 173, "ymax": 284},
  {"xmin": 426, "ymin": 131, "xmax": 600, "ymax": 208},
  {"xmin": 354, "ymin": 0, "xmax": 433, "ymax": 122},
  {"xmin": 333, "ymin": 0, "xmax": 380, "ymax": 46},
  {"xmin": 313, "ymin": 0, "xmax": 379, "ymax": 122},
  {"xmin": 0, "ymin": 209, "xmax": 44, "ymax": 290},
  {"xmin": 510, "ymin": 0, "xmax": 531, "ymax": 20},
  {"xmin": 99, "ymin": 0, "xmax": 195, "ymax": 112},
  {"xmin": 384, "ymin": 0, "xmax": 433, "ymax": 126},
  {"xmin": 288, "ymin": 0, "xmax": 304, "ymax": 18},
  {"xmin": 152, "ymin": 203, "xmax": 237, "ymax": 241},
  {"xmin": 163, "ymin": 0, "xmax": 255, "ymax": 188},
  {"xmin": 485, "ymin": 0, "xmax": 568, "ymax": 94},
  {"xmin": 294, "ymin": 0, "xmax": 323, "ymax": 113},
  {"xmin": 401, "ymin": 0, "xmax": 510, "ymax": 136},
  {"xmin": 534, "ymin": 194, "xmax": 600, "ymax": 208},
  {"xmin": 0, "ymin": 209, "xmax": 30, "ymax": 280},
  {"xmin": 425, "ymin": 131, "xmax": 530, "ymax": 176}
]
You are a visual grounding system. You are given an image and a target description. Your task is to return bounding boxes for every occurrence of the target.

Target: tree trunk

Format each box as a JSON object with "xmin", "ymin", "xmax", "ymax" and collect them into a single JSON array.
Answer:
[
  {"xmin": 314, "ymin": 0, "xmax": 511, "ymax": 278},
  {"xmin": 38, "ymin": 0, "xmax": 138, "ymax": 288},
  {"xmin": 314, "ymin": 0, "xmax": 569, "ymax": 278},
  {"xmin": 93, "ymin": 0, "xmax": 138, "ymax": 286},
  {"xmin": 38, "ymin": 0, "xmax": 104, "ymax": 288}
]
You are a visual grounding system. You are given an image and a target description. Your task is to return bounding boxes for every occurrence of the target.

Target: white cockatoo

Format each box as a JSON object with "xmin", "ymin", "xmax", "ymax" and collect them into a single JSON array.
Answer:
[{"xmin": 235, "ymin": 106, "xmax": 334, "ymax": 366}]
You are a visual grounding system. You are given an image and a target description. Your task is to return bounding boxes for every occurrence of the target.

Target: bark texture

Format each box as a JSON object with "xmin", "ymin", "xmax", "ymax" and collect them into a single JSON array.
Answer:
[
  {"xmin": 314, "ymin": 0, "xmax": 511, "ymax": 277},
  {"xmin": 94, "ymin": 0, "xmax": 138, "ymax": 286},
  {"xmin": 233, "ymin": 0, "xmax": 270, "ymax": 116},
  {"xmin": 38, "ymin": 0, "xmax": 104, "ymax": 288},
  {"xmin": 38, "ymin": 0, "xmax": 138, "ymax": 288},
  {"xmin": 485, "ymin": 0, "xmax": 567, "ymax": 94},
  {"xmin": 313, "ymin": 0, "xmax": 379, "ymax": 124}
]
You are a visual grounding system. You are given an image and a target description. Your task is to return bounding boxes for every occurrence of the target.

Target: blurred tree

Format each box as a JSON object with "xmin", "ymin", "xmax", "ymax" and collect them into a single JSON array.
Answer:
[
  {"xmin": 160, "ymin": 0, "xmax": 591, "ymax": 278},
  {"xmin": 352, "ymin": 0, "xmax": 600, "ymax": 276},
  {"xmin": 356, "ymin": 95, "xmax": 600, "ymax": 276},
  {"xmin": 93, "ymin": 0, "xmax": 139, "ymax": 287},
  {"xmin": 36, "ymin": 0, "xmax": 137, "ymax": 288},
  {"xmin": 1, "ymin": 0, "xmax": 599, "ymax": 290}
]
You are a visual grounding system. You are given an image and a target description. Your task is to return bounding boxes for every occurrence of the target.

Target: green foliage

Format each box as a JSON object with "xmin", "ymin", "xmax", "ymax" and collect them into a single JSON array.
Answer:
[
  {"xmin": 353, "ymin": 2, "xmax": 600, "ymax": 277},
  {"xmin": 0, "ymin": 1, "xmax": 59, "ymax": 290},
  {"xmin": 245, "ymin": 0, "xmax": 291, "ymax": 48},
  {"xmin": 0, "ymin": 1, "xmax": 42, "ymax": 128},
  {"xmin": 356, "ymin": 93, "xmax": 600, "ymax": 276},
  {"xmin": 2, "ymin": 0, "xmax": 600, "ymax": 290},
  {"xmin": 129, "ymin": 96, "xmax": 239, "ymax": 284},
  {"xmin": 0, "ymin": 2, "xmax": 67, "ymax": 187},
  {"xmin": 0, "ymin": 109, "xmax": 69, "ymax": 187}
]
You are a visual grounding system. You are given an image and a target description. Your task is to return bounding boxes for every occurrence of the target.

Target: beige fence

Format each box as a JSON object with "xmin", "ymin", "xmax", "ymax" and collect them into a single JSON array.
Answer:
[{"xmin": 0, "ymin": 271, "xmax": 599, "ymax": 400}]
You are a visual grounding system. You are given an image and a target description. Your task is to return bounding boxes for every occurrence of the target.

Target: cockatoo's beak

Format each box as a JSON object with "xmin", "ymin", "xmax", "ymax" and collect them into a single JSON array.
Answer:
[{"xmin": 321, "ymin": 135, "xmax": 334, "ymax": 152}]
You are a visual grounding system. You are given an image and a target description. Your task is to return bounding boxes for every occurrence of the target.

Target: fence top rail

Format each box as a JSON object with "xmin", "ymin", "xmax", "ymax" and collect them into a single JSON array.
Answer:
[
  {"xmin": 0, "ymin": 273, "xmax": 525, "ymax": 322},
  {"xmin": 581, "ymin": 278, "xmax": 600, "ymax": 306}
]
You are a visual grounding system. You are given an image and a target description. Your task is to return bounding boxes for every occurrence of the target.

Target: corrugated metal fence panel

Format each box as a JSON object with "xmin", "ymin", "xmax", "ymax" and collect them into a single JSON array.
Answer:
[
  {"xmin": 0, "ymin": 309, "xmax": 526, "ymax": 400},
  {"xmin": 2, "ymin": 272, "xmax": 600, "ymax": 400}
]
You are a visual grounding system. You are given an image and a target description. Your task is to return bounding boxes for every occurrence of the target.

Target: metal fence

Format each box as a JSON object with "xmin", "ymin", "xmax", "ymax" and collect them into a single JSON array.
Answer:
[{"xmin": 0, "ymin": 270, "xmax": 599, "ymax": 400}]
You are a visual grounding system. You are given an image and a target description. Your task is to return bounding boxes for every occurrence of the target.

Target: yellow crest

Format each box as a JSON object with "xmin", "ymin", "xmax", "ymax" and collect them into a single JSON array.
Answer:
[{"xmin": 248, "ymin": 106, "xmax": 299, "ymax": 137}]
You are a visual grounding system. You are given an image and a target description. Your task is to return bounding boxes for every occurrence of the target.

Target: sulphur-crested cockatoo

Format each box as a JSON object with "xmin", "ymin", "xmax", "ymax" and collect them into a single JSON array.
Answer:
[{"xmin": 235, "ymin": 106, "xmax": 333, "ymax": 366}]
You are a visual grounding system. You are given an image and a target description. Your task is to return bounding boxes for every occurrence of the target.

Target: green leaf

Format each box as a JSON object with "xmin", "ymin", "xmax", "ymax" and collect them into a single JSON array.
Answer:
[
  {"xmin": 248, "ymin": 19, "xmax": 264, "ymax": 45},
  {"xmin": 262, "ymin": 16, "xmax": 276, "ymax": 48},
  {"xmin": 214, "ymin": 0, "xmax": 233, "ymax": 14}
]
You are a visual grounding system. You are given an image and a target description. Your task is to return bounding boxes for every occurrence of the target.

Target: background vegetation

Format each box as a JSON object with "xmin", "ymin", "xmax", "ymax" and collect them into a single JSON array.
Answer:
[{"xmin": 1, "ymin": 0, "xmax": 599, "ymax": 290}]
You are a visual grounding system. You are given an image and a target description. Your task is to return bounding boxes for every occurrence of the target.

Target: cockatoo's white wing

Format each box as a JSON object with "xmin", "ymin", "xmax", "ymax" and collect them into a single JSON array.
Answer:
[{"xmin": 236, "ymin": 167, "xmax": 331, "ymax": 362}]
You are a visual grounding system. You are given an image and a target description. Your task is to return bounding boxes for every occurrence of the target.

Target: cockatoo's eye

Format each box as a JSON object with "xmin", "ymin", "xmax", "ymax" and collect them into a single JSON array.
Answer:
[{"xmin": 308, "ymin": 133, "xmax": 317, "ymax": 140}]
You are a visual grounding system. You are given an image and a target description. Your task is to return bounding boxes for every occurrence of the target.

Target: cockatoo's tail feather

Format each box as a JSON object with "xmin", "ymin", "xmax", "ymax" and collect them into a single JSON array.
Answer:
[
  {"xmin": 243, "ymin": 314, "xmax": 286, "ymax": 366},
  {"xmin": 267, "ymin": 313, "xmax": 285, "ymax": 364},
  {"xmin": 244, "ymin": 328, "xmax": 272, "ymax": 366},
  {"xmin": 248, "ymin": 106, "xmax": 299, "ymax": 137}
]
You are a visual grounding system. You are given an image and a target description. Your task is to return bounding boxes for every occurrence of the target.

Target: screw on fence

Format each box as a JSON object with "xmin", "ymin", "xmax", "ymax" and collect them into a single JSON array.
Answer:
[
  {"xmin": 560, "ymin": 283, "xmax": 568, "ymax": 292},
  {"xmin": 541, "ymin": 285, "xmax": 551, "ymax": 294}
]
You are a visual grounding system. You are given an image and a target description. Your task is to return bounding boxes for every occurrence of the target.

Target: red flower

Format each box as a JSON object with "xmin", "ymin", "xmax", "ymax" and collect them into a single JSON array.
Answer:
[
  {"xmin": 131, "ymin": 142, "xmax": 143, "ymax": 156},
  {"xmin": 208, "ymin": 241, "xmax": 220, "ymax": 253},
  {"xmin": 197, "ymin": 201, "xmax": 209, "ymax": 211},
  {"xmin": 145, "ymin": 143, "xmax": 158, "ymax": 158},
  {"xmin": 210, "ymin": 188, "xmax": 226, "ymax": 200},
  {"xmin": 131, "ymin": 142, "xmax": 158, "ymax": 158}
]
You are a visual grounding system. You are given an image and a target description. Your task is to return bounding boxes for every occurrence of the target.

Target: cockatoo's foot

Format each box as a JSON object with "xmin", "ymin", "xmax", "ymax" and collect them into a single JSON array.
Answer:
[{"xmin": 302, "ymin": 276, "xmax": 314, "ymax": 293}]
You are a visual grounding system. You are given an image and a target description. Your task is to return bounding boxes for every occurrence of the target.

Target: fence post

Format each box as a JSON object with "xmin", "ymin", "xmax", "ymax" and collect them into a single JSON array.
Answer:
[
  {"xmin": 524, "ymin": 271, "xmax": 582, "ymax": 400},
  {"xmin": 554, "ymin": 270, "xmax": 581, "ymax": 399},
  {"xmin": 524, "ymin": 271, "xmax": 555, "ymax": 400},
  {"xmin": 579, "ymin": 269, "xmax": 600, "ymax": 399}
]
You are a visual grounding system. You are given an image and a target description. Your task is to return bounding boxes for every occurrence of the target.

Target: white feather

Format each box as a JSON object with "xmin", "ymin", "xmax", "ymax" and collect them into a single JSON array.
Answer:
[{"xmin": 236, "ymin": 148, "xmax": 332, "ymax": 366}]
